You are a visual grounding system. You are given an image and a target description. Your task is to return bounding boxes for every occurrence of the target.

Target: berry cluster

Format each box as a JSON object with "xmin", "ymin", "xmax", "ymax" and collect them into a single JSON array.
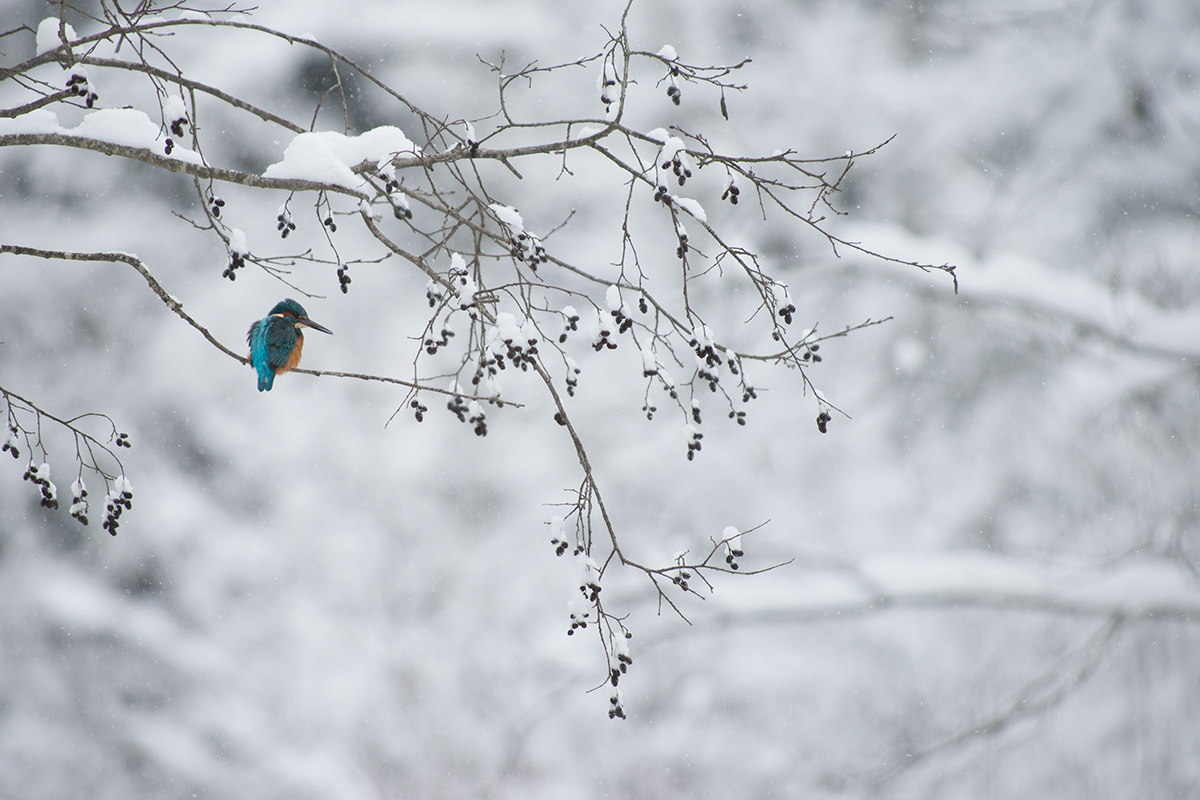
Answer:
[
  {"xmin": 164, "ymin": 106, "xmax": 189, "ymax": 155},
  {"xmin": 2, "ymin": 426, "xmax": 19, "ymax": 459},
  {"xmin": 691, "ymin": 402, "xmax": 702, "ymax": 425},
  {"xmin": 599, "ymin": 64, "xmax": 617, "ymax": 109},
  {"xmin": 550, "ymin": 531, "xmax": 571, "ymax": 556},
  {"xmin": 509, "ymin": 232, "xmax": 548, "ymax": 270},
  {"xmin": 728, "ymin": 409, "xmax": 747, "ymax": 426},
  {"xmin": 653, "ymin": 184, "xmax": 672, "ymax": 205},
  {"xmin": 686, "ymin": 427, "xmax": 703, "ymax": 461},
  {"xmin": 816, "ymin": 410, "xmax": 831, "ymax": 434},
  {"xmin": 676, "ymin": 227, "xmax": 689, "ymax": 259},
  {"xmin": 609, "ymin": 690, "xmax": 627, "ymax": 720},
  {"xmin": 548, "ymin": 516, "xmax": 576, "ymax": 557},
  {"xmin": 609, "ymin": 306, "xmax": 634, "ymax": 336},
  {"xmin": 579, "ymin": 573, "xmax": 602, "ymax": 604},
  {"xmin": 672, "ymin": 569, "xmax": 692, "ymax": 591},
  {"xmin": 608, "ymin": 633, "xmax": 634, "ymax": 719},
  {"xmin": 222, "ymin": 250, "xmax": 244, "ymax": 281},
  {"xmin": 208, "ymin": 195, "xmax": 225, "ymax": 218},
  {"xmin": 592, "ymin": 321, "xmax": 618, "ymax": 352},
  {"xmin": 662, "ymin": 152, "xmax": 692, "ymax": 187},
  {"xmin": 336, "ymin": 264, "xmax": 351, "ymax": 293},
  {"xmin": 447, "ymin": 395, "xmax": 468, "ymax": 422},
  {"xmin": 721, "ymin": 529, "xmax": 746, "ymax": 570},
  {"xmin": 567, "ymin": 600, "xmax": 592, "ymax": 635},
  {"xmin": 423, "ymin": 327, "xmax": 455, "ymax": 355},
  {"xmin": 779, "ymin": 302, "xmax": 796, "ymax": 326},
  {"xmin": 115, "ymin": 431, "xmax": 131, "ymax": 448},
  {"xmin": 409, "ymin": 399, "xmax": 427, "ymax": 422},
  {"xmin": 69, "ymin": 479, "xmax": 88, "ymax": 525},
  {"xmin": 276, "ymin": 210, "xmax": 296, "ymax": 239},
  {"xmin": 691, "ymin": 333, "xmax": 720, "ymax": 367},
  {"xmin": 801, "ymin": 343, "xmax": 821, "ymax": 363},
  {"xmin": 102, "ymin": 477, "xmax": 133, "ymax": 536},
  {"xmin": 425, "ymin": 280, "xmax": 446, "ymax": 309},
  {"xmin": 665, "ymin": 65, "xmax": 683, "ymax": 106},
  {"xmin": 721, "ymin": 179, "xmax": 741, "ymax": 205},
  {"xmin": 557, "ymin": 308, "xmax": 581, "ymax": 343},
  {"xmin": 446, "ymin": 398, "xmax": 486, "ymax": 437},
  {"xmin": 565, "ymin": 359, "xmax": 581, "ymax": 396},
  {"xmin": 65, "ymin": 69, "xmax": 98, "ymax": 108},
  {"xmin": 23, "ymin": 462, "xmax": 58, "ymax": 510}
]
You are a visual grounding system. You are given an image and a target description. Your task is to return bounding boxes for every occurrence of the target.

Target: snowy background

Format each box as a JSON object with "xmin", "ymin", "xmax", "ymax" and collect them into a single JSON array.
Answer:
[{"xmin": 3, "ymin": 0, "xmax": 1200, "ymax": 798}]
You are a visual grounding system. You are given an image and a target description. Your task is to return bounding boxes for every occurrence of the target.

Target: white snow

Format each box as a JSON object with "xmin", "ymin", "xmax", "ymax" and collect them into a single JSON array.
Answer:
[
  {"xmin": 494, "ymin": 312, "xmax": 521, "ymax": 344},
  {"xmin": 605, "ymin": 285, "xmax": 623, "ymax": 313},
  {"xmin": 641, "ymin": 349, "xmax": 658, "ymax": 373},
  {"xmin": 456, "ymin": 274, "xmax": 477, "ymax": 310},
  {"xmin": 163, "ymin": 95, "xmax": 187, "ymax": 123},
  {"xmin": 228, "ymin": 228, "xmax": 248, "ymax": 256},
  {"xmin": 673, "ymin": 197, "xmax": 707, "ymax": 223},
  {"xmin": 519, "ymin": 318, "xmax": 539, "ymax": 346},
  {"xmin": 0, "ymin": 109, "xmax": 204, "ymax": 165},
  {"xmin": 263, "ymin": 126, "xmax": 419, "ymax": 191},
  {"xmin": 655, "ymin": 135, "xmax": 686, "ymax": 167},
  {"xmin": 646, "ymin": 127, "xmax": 670, "ymax": 143},
  {"xmin": 489, "ymin": 203, "xmax": 524, "ymax": 235},
  {"xmin": 36, "ymin": 18, "xmax": 76, "ymax": 55},
  {"xmin": 656, "ymin": 44, "xmax": 678, "ymax": 61}
]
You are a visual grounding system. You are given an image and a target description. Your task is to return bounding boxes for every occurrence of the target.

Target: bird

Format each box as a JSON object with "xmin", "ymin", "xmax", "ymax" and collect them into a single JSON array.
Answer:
[{"xmin": 246, "ymin": 299, "xmax": 333, "ymax": 391}]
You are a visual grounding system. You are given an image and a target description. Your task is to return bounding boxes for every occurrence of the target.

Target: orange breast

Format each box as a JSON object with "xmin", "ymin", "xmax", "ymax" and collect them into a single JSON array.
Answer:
[{"xmin": 278, "ymin": 330, "xmax": 305, "ymax": 374}]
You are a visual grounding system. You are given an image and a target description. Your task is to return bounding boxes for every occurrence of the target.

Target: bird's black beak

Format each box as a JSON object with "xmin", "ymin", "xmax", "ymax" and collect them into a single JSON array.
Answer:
[{"xmin": 298, "ymin": 317, "xmax": 333, "ymax": 335}]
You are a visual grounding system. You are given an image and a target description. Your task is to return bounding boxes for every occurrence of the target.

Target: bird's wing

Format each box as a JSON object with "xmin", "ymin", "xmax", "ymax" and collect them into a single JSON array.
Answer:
[{"xmin": 265, "ymin": 319, "xmax": 300, "ymax": 369}]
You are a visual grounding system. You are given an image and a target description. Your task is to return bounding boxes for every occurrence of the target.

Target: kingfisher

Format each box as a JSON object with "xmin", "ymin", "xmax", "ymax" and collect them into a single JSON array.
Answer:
[{"xmin": 246, "ymin": 299, "xmax": 333, "ymax": 391}]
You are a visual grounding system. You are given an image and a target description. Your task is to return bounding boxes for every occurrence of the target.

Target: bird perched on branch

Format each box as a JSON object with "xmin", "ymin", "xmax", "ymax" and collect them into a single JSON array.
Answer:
[{"xmin": 247, "ymin": 299, "xmax": 333, "ymax": 391}]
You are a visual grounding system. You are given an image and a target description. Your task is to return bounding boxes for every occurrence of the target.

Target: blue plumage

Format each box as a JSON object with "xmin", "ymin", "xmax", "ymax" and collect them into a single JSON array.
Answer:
[{"xmin": 246, "ymin": 299, "xmax": 333, "ymax": 391}]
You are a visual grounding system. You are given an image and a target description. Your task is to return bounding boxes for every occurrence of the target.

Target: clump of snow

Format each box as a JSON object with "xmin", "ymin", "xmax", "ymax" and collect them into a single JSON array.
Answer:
[
  {"xmin": 519, "ymin": 318, "xmax": 539, "ymax": 347},
  {"xmin": 605, "ymin": 285, "xmax": 624, "ymax": 313},
  {"xmin": 0, "ymin": 108, "xmax": 203, "ymax": 164},
  {"xmin": 489, "ymin": 204, "xmax": 524, "ymax": 236},
  {"xmin": 228, "ymin": 229, "xmax": 248, "ymax": 256},
  {"xmin": 657, "ymin": 45, "xmax": 678, "ymax": 61},
  {"xmin": 163, "ymin": 95, "xmax": 187, "ymax": 123},
  {"xmin": 655, "ymin": 135, "xmax": 686, "ymax": 167},
  {"xmin": 674, "ymin": 197, "xmax": 707, "ymax": 223},
  {"xmin": 493, "ymin": 312, "xmax": 522, "ymax": 345},
  {"xmin": 36, "ymin": 18, "xmax": 76, "ymax": 55},
  {"xmin": 641, "ymin": 348, "xmax": 658, "ymax": 374},
  {"xmin": 263, "ymin": 126, "xmax": 419, "ymax": 191},
  {"xmin": 597, "ymin": 61, "xmax": 618, "ymax": 107}
]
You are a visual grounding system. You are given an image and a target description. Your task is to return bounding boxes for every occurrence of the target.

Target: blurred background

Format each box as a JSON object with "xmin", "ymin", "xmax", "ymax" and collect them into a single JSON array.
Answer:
[{"xmin": 2, "ymin": 0, "xmax": 1199, "ymax": 797}]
